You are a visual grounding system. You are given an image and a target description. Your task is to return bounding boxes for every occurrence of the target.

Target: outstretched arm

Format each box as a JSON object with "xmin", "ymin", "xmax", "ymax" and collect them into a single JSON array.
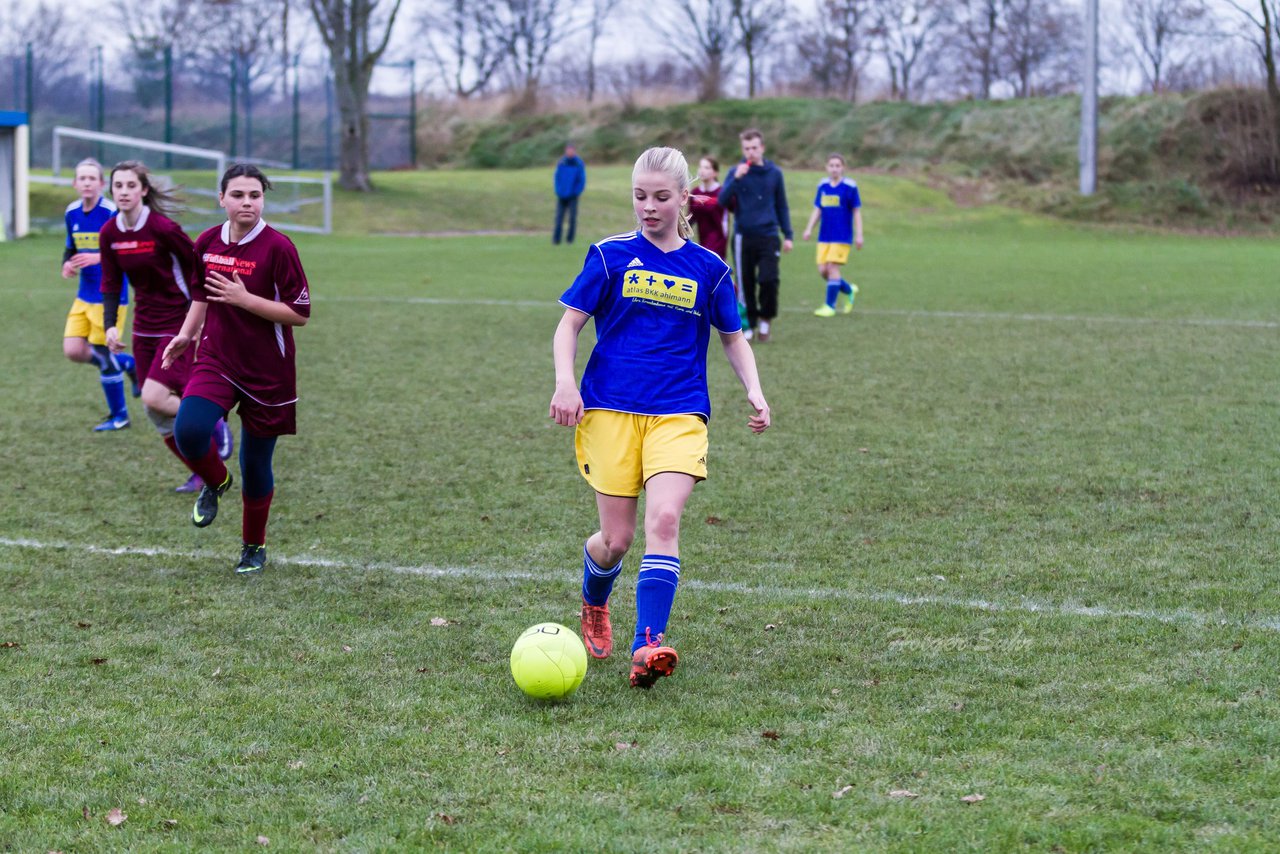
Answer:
[
  {"xmin": 550, "ymin": 308, "xmax": 590, "ymax": 426},
  {"xmin": 162, "ymin": 301, "xmax": 208, "ymax": 369},
  {"xmin": 719, "ymin": 330, "xmax": 770, "ymax": 433}
]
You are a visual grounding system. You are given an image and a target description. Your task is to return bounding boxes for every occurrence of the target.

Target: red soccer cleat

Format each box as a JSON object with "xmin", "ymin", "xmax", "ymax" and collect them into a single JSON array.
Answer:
[
  {"xmin": 629, "ymin": 635, "xmax": 678, "ymax": 689},
  {"xmin": 581, "ymin": 600, "xmax": 613, "ymax": 659}
]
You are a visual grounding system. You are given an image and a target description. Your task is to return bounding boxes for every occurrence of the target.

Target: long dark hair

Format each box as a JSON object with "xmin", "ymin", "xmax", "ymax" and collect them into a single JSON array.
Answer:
[{"xmin": 110, "ymin": 160, "xmax": 183, "ymax": 219}]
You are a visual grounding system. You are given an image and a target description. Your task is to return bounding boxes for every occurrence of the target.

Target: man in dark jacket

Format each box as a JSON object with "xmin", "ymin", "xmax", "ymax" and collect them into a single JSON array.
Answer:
[
  {"xmin": 553, "ymin": 144, "xmax": 587, "ymax": 245},
  {"xmin": 718, "ymin": 128, "xmax": 793, "ymax": 342}
]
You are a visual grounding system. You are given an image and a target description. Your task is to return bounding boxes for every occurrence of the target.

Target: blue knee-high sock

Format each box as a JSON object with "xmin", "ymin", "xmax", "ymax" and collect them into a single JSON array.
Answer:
[
  {"xmin": 239, "ymin": 430, "xmax": 278, "ymax": 499},
  {"xmin": 115, "ymin": 352, "xmax": 135, "ymax": 373},
  {"xmin": 839, "ymin": 279, "xmax": 854, "ymax": 297},
  {"xmin": 632, "ymin": 554, "xmax": 680, "ymax": 653},
  {"xmin": 582, "ymin": 543, "xmax": 622, "ymax": 606},
  {"xmin": 89, "ymin": 345, "xmax": 127, "ymax": 417},
  {"xmin": 825, "ymin": 280, "xmax": 841, "ymax": 308}
]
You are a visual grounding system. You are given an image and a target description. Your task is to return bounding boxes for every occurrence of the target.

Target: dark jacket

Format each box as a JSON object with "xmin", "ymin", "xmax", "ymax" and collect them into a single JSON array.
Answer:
[
  {"xmin": 554, "ymin": 155, "xmax": 587, "ymax": 199},
  {"xmin": 719, "ymin": 159, "xmax": 792, "ymax": 240}
]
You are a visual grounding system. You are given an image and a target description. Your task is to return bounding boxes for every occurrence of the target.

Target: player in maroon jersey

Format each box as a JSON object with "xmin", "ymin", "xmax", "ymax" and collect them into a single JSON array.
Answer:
[
  {"xmin": 688, "ymin": 155, "xmax": 729, "ymax": 260},
  {"xmin": 162, "ymin": 164, "xmax": 311, "ymax": 575},
  {"xmin": 99, "ymin": 160, "xmax": 232, "ymax": 492}
]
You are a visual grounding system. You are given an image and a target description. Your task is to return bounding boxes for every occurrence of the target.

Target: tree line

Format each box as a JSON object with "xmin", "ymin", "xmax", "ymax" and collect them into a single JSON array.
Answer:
[{"xmin": 2, "ymin": 0, "xmax": 1278, "ymax": 190}]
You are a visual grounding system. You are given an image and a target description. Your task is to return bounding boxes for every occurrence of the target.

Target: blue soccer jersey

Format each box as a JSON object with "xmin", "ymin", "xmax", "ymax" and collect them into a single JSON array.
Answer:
[
  {"xmin": 560, "ymin": 231, "xmax": 741, "ymax": 420},
  {"xmin": 813, "ymin": 179, "xmax": 862, "ymax": 245},
  {"xmin": 65, "ymin": 196, "xmax": 127, "ymax": 305}
]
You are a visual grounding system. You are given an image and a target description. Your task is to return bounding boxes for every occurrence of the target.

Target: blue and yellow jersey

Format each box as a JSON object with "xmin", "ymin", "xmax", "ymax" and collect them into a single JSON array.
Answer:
[
  {"xmin": 560, "ymin": 231, "xmax": 741, "ymax": 421},
  {"xmin": 813, "ymin": 179, "xmax": 861, "ymax": 245},
  {"xmin": 65, "ymin": 196, "xmax": 127, "ymax": 305}
]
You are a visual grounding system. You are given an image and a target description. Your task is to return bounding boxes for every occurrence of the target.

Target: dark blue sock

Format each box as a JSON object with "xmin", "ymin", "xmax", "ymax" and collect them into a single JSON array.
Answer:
[
  {"xmin": 581, "ymin": 544, "xmax": 622, "ymax": 606},
  {"xmin": 174, "ymin": 395, "xmax": 227, "ymax": 460},
  {"xmin": 839, "ymin": 279, "xmax": 854, "ymax": 296},
  {"xmin": 239, "ymin": 430, "xmax": 278, "ymax": 499},
  {"xmin": 632, "ymin": 554, "xmax": 680, "ymax": 653},
  {"xmin": 89, "ymin": 345, "xmax": 127, "ymax": 417},
  {"xmin": 825, "ymin": 282, "xmax": 841, "ymax": 308},
  {"xmin": 115, "ymin": 352, "xmax": 135, "ymax": 373}
]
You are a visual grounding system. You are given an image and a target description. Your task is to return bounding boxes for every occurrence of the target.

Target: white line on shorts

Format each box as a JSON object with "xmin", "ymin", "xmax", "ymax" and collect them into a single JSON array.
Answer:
[
  {"xmin": 317, "ymin": 295, "xmax": 1277, "ymax": 330},
  {"xmin": 2, "ymin": 536, "xmax": 1276, "ymax": 634}
]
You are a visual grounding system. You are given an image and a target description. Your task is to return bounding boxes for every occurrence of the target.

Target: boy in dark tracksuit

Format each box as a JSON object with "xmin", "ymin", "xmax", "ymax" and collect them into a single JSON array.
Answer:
[{"xmin": 719, "ymin": 129, "xmax": 793, "ymax": 342}]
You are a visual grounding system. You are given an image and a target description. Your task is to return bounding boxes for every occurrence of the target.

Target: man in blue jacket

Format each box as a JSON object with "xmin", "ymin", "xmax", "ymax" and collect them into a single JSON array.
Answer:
[
  {"xmin": 719, "ymin": 128, "xmax": 793, "ymax": 342},
  {"xmin": 553, "ymin": 143, "xmax": 587, "ymax": 245}
]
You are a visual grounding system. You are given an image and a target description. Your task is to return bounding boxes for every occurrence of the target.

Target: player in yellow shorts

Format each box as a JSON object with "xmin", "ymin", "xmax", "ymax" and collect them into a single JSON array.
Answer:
[
  {"xmin": 551, "ymin": 146, "xmax": 769, "ymax": 691},
  {"xmin": 61, "ymin": 158, "xmax": 138, "ymax": 430},
  {"xmin": 801, "ymin": 153, "xmax": 864, "ymax": 317}
]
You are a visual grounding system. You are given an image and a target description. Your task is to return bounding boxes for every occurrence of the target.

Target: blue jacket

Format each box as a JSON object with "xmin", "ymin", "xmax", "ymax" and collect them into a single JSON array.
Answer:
[
  {"xmin": 719, "ymin": 159, "xmax": 792, "ymax": 240},
  {"xmin": 554, "ymin": 155, "xmax": 586, "ymax": 199}
]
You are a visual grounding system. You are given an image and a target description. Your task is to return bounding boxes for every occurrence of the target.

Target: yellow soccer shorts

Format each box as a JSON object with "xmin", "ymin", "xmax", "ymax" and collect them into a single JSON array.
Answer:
[
  {"xmin": 65, "ymin": 299, "xmax": 128, "ymax": 346},
  {"xmin": 575, "ymin": 410, "xmax": 708, "ymax": 498},
  {"xmin": 816, "ymin": 242, "xmax": 851, "ymax": 266}
]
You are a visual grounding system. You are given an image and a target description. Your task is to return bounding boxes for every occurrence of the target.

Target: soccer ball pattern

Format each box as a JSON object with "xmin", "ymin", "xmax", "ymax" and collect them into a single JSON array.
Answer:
[{"xmin": 510, "ymin": 622, "xmax": 588, "ymax": 700}]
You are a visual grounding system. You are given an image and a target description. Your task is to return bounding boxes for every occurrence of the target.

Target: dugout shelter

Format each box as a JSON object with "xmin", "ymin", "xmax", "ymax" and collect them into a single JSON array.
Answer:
[{"xmin": 0, "ymin": 112, "xmax": 30, "ymax": 241}]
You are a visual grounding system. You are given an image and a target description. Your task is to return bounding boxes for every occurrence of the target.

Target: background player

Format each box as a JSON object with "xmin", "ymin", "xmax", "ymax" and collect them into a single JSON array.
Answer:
[
  {"xmin": 99, "ymin": 161, "xmax": 233, "ymax": 493},
  {"xmin": 61, "ymin": 158, "xmax": 138, "ymax": 431},
  {"xmin": 550, "ymin": 146, "xmax": 770, "ymax": 690},
  {"xmin": 163, "ymin": 164, "xmax": 312, "ymax": 576},
  {"xmin": 801, "ymin": 153, "xmax": 863, "ymax": 317}
]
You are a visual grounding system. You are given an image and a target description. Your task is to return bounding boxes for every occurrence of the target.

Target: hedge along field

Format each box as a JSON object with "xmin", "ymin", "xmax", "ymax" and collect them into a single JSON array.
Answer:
[{"xmin": 1, "ymin": 171, "xmax": 1278, "ymax": 851}]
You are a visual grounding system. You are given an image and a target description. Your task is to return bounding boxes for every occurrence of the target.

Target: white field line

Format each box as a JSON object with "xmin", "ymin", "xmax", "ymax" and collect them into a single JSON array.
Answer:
[
  {"xmin": 2, "ymin": 536, "xmax": 1277, "ymax": 634},
  {"xmin": 318, "ymin": 295, "xmax": 1278, "ymax": 330}
]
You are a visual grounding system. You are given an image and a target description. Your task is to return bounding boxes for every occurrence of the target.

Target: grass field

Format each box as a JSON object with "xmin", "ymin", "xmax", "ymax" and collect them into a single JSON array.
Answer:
[{"xmin": 3, "ymin": 170, "xmax": 1279, "ymax": 851}]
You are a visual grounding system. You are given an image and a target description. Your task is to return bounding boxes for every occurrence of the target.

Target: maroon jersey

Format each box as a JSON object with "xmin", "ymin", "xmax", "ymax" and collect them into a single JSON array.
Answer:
[
  {"xmin": 689, "ymin": 183, "xmax": 729, "ymax": 260},
  {"xmin": 99, "ymin": 207, "xmax": 195, "ymax": 336},
  {"xmin": 192, "ymin": 220, "xmax": 311, "ymax": 406}
]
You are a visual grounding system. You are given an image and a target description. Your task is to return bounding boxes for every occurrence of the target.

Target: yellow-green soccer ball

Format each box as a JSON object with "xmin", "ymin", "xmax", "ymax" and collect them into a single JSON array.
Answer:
[{"xmin": 510, "ymin": 622, "xmax": 588, "ymax": 700}]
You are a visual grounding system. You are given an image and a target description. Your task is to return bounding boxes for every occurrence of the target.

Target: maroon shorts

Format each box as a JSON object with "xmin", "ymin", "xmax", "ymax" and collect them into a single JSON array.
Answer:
[
  {"xmin": 133, "ymin": 333, "xmax": 192, "ymax": 395},
  {"xmin": 183, "ymin": 363, "xmax": 297, "ymax": 437}
]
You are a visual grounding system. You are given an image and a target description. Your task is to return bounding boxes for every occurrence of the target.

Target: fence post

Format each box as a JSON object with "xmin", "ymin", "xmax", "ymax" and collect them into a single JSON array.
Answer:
[
  {"xmin": 164, "ymin": 45, "xmax": 173, "ymax": 168},
  {"xmin": 292, "ymin": 55, "xmax": 301, "ymax": 169},
  {"xmin": 324, "ymin": 74, "xmax": 333, "ymax": 171},
  {"xmin": 408, "ymin": 58, "xmax": 417, "ymax": 169}
]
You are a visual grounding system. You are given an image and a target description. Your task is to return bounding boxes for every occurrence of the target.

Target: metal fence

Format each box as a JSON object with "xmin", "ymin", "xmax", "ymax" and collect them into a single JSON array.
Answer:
[{"xmin": 0, "ymin": 46, "xmax": 416, "ymax": 172}]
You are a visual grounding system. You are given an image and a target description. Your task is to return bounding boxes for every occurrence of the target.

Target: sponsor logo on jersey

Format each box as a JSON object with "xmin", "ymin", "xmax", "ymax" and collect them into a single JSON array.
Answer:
[
  {"xmin": 203, "ymin": 253, "xmax": 258, "ymax": 276},
  {"xmin": 111, "ymin": 240, "xmax": 156, "ymax": 254},
  {"xmin": 73, "ymin": 232, "xmax": 100, "ymax": 250},
  {"xmin": 622, "ymin": 269, "xmax": 698, "ymax": 309},
  {"xmin": 821, "ymin": 194, "xmax": 843, "ymax": 207}
]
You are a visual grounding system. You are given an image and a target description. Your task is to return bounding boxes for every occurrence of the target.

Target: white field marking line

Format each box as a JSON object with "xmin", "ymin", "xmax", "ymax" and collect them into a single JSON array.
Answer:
[
  {"xmin": 3, "ymin": 537, "xmax": 1278, "ymax": 634},
  {"xmin": 317, "ymin": 295, "xmax": 1278, "ymax": 330}
]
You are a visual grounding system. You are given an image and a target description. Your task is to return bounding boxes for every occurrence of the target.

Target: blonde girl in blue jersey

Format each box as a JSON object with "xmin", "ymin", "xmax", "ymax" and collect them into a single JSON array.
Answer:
[
  {"xmin": 550, "ymin": 146, "xmax": 770, "ymax": 689},
  {"xmin": 801, "ymin": 153, "xmax": 863, "ymax": 317}
]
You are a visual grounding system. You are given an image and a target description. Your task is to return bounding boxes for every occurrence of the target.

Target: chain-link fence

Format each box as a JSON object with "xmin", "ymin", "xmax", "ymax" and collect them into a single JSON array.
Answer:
[{"xmin": 0, "ymin": 46, "xmax": 416, "ymax": 172}]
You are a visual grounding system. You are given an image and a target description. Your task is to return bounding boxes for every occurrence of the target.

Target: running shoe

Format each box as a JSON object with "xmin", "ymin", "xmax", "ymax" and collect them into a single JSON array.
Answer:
[
  {"xmin": 215, "ymin": 419, "xmax": 234, "ymax": 461},
  {"xmin": 842, "ymin": 283, "xmax": 859, "ymax": 314},
  {"xmin": 629, "ymin": 635, "xmax": 679, "ymax": 689},
  {"xmin": 93, "ymin": 414, "xmax": 131, "ymax": 432},
  {"xmin": 175, "ymin": 473, "xmax": 204, "ymax": 494},
  {"xmin": 193, "ymin": 473, "xmax": 233, "ymax": 528},
  {"xmin": 581, "ymin": 601, "xmax": 613, "ymax": 659},
  {"xmin": 814, "ymin": 305, "xmax": 836, "ymax": 317},
  {"xmin": 235, "ymin": 543, "xmax": 267, "ymax": 575}
]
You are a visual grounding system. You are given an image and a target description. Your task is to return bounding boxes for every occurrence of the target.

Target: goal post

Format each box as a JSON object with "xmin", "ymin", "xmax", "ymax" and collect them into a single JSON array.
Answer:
[{"xmin": 44, "ymin": 126, "xmax": 332, "ymax": 235}]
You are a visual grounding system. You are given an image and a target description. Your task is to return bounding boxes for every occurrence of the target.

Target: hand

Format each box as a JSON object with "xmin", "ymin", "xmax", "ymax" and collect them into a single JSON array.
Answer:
[
  {"xmin": 162, "ymin": 334, "xmax": 193, "ymax": 369},
  {"xmin": 855, "ymin": 235, "xmax": 864, "ymax": 250},
  {"xmin": 782, "ymin": 239, "xmax": 793, "ymax": 254},
  {"xmin": 105, "ymin": 326, "xmax": 124, "ymax": 354},
  {"xmin": 746, "ymin": 391, "xmax": 770, "ymax": 434},
  {"xmin": 61, "ymin": 261, "xmax": 76, "ymax": 279},
  {"xmin": 734, "ymin": 162, "xmax": 749, "ymax": 179},
  {"xmin": 801, "ymin": 229, "xmax": 812, "ymax": 242},
  {"xmin": 205, "ymin": 269, "xmax": 250, "ymax": 307},
  {"xmin": 549, "ymin": 383, "xmax": 584, "ymax": 427},
  {"xmin": 690, "ymin": 194, "xmax": 710, "ymax": 206}
]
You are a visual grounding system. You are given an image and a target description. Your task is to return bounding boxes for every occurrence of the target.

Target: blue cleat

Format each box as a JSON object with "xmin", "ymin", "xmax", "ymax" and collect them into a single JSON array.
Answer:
[
  {"xmin": 175, "ymin": 473, "xmax": 204, "ymax": 494},
  {"xmin": 193, "ymin": 472, "xmax": 233, "ymax": 528},
  {"xmin": 235, "ymin": 543, "xmax": 267, "ymax": 575},
  {"xmin": 93, "ymin": 414, "xmax": 131, "ymax": 432},
  {"xmin": 215, "ymin": 419, "xmax": 234, "ymax": 461}
]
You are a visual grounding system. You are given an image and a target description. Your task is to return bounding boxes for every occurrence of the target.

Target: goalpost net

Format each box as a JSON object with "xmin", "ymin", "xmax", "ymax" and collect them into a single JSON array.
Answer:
[{"xmin": 37, "ymin": 126, "xmax": 332, "ymax": 234}]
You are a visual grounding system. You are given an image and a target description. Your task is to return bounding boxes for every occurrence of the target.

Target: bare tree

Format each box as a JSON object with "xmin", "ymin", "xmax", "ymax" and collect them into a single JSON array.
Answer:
[
  {"xmin": 1121, "ymin": 0, "xmax": 1208, "ymax": 92},
  {"xmin": 788, "ymin": 0, "xmax": 873, "ymax": 100},
  {"xmin": 731, "ymin": 0, "xmax": 788, "ymax": 97},
  {"xmin": 583, "ymin": 0, "xmax": 623, "ymax": 104},
  {"xmin": 308, "ymin": 0, "xmax": 406, "ymax": 191},
  {"xmin": 418, "ymin": 0, "xmax": 506, "ymax": 99},
  {"xmin": 946, "ymin": 0, "xmax": 1005, "ymax": 99},
  {"xmin": 870, "ymin": 0, "xmax": 949, "ymax": 101},
  {"xmin": 1224, "ymin": 0, "xmax": 1280, "ymax": 161},
  {"xmin": 486, "ymin": 0, "xmax": 577, "ymax": 110},
  {"xmin": 657, "ymin": 0, "xmax": 738, "ymax": 101},
  {"xmin": 2, "ymin": 1, "xmax": 84, "ymax": 105},
  {"xmin": 1001, "ymin": 0, "xmax": 1077, "ymax": 97}
]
